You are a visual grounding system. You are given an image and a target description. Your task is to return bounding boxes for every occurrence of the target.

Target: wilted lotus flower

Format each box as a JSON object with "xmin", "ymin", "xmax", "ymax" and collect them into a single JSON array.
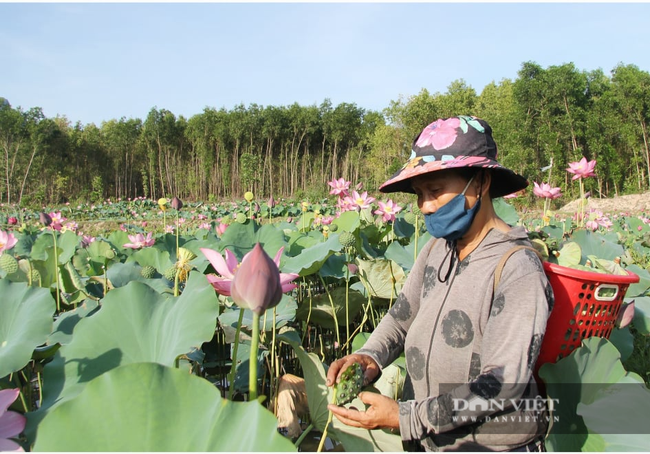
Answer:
[
  {"xmin": 616, "ymin": 300, "xmax": 635, "ymax": 329},
  {"xmin": 230, "ymin": 243, "xmax": 282, "ymax": 315},
  {"xmin": 158, "ymin": 198, "xmax": 169, "ymax": 212},
  {"xmin": 0, "ymin": 388, "xmax": 26, "ymax": 451},
  {"xmin": 171, "ymin": 197, "xmax": 183, "ymax": 210},
  {"xmin": 39, "ymin": 212, "xmax": 52, "ymax": 227}
]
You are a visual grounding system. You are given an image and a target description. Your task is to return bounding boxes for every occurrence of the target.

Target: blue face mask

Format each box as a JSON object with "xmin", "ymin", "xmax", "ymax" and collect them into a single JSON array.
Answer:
[{"xmin": 423, "ymin": 176, "xmax": 481, "ymax": 242}]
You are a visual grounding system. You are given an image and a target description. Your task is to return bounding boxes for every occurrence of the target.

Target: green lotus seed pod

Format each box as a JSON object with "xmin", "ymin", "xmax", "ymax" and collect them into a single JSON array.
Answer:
[
  {"xmin": 404, "ymin": 212, "xmax": 417, "ymax": 225},
  {"xmin": 105, "ymin": 248, "xmax": 116, "ymax": 260},
  {"xmin": 0, "ymin": 254, "xmax": 19, "ymax": 274},
  {"xmin": 140, "ymin": 265, "xmax": 156, "ymax": 279},
  {"xmin": 163, "ymin": 266, "xmax": 177, "ymax": 281},
  {"xmin": 328, "ymin": 223, "xmax": 338, "ymax": 232},
  {"xmin": 30, "ymin": 269, "xmax": 41, "ymax": 283},
  {"xmin": 235, "ymin": 212, "xmax": 247, "ymax": 224},
  {"xmin": 335, "ymin": 362, "xmax": 364, "ymax": 405},
  {"xmin": 338, "ymin": 231, "xmax": 356, "ymax": 248}
]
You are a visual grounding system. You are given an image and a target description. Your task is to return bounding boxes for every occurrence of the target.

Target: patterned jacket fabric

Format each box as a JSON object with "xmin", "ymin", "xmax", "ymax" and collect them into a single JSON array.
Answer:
[{"xmin": 356, "ymin": 226, "xmax": 553, "ymax": 451}]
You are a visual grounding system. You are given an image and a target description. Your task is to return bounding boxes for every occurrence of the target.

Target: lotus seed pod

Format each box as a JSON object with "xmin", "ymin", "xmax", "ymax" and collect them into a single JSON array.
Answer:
[
  {"xmin": 30, "ymin": 269, "xmax": 41, "ymax": 283},
  {"xmin": 104, "ymin": 248, "xmax": 115, "ymax": 260},
  {"xmin": 338, "ymin": 231, "xmax": 356, "ymax": 248},
  {"xmin": 244, "ymin": 191, "xmax": 254, "ymax": 203},
  {"xmin": 404, "ymin": 212, "xmax": 417, "ymax": 225},
  {"xmin": 221, "ymin": 215, "xmax": 232, "ymax": 225},
  {"xmin": 235, "ymin": 212, "xmax": 247, "ymax": 224},
  {"xmin": 163, "ymin": 266, "xmax": 178, "ymax": 281},
  {"xmin": 140, "ymin": 265, "xmax": 156, "ymax": 279},
  {"xmin": 335, "ymin": 362, "xmax": 364, "ymax": 405},
  {"xmin": 0, "ymin": 254, "xmax": 19, "ymax": 274},
  {"xmin": 328, "ymin": 223, "xmax": 338, "ymax": 232}
]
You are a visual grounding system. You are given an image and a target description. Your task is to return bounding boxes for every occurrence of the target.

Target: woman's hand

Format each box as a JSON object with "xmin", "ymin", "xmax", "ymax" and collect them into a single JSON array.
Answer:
[
  {"xmin": 327, "ymin": 391, "xmax": 400, "ymax": 430},
  {"xmin": 326, "ymin": 353, "xmax": 380, "ymax": 388}
]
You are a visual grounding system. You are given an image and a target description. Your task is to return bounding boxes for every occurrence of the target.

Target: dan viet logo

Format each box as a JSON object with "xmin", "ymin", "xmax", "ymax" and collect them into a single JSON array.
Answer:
[{"xmin": 451, "ymin": 395, "xmax": 560, "ymax": 421}]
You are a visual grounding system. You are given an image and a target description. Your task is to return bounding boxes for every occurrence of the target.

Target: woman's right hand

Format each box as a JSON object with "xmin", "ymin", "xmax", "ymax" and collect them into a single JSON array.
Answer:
[{"xmin": 326, "ymin": 353, "xmax": 380, "ymax": 388}]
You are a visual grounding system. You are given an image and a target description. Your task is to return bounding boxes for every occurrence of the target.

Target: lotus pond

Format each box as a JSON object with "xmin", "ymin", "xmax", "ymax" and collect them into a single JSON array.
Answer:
[{"xmin": 1, "ymin": 187, "xmax": 650, "ymax": 452}]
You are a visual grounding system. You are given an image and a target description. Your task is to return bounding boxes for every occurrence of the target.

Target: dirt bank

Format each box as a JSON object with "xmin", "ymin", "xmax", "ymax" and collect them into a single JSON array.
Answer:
[{"xmin": 559, "ymin": 191, "xmax": 650, "ymax": 215}]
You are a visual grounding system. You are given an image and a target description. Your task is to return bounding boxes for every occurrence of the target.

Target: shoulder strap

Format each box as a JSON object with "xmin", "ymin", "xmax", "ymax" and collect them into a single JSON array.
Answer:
[{"xmin": 493, "ymin": 245, "xmax": 543, "ymax": 294}]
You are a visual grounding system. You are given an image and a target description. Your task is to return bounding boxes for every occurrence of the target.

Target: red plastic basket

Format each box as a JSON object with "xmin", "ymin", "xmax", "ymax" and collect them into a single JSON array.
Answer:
[{"xmin": 534, "ymin": 261, "xmax": 639, "ymax": 378}]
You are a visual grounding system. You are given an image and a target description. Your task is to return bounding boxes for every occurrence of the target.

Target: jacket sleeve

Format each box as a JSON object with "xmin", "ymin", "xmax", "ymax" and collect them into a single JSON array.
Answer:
[
  {"xmin": 354, "ymin": 238, "xmax": 437, "ymax": 369},
  {"xmin": 398, "ymin": 248, "xmax": 553, "ymax": 439}
]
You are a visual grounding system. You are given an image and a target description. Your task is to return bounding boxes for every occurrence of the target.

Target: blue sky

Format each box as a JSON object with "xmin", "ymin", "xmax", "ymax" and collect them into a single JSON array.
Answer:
[{"xmin": 2, "ymin": 2, "xmax": 650, "ymax": 126}]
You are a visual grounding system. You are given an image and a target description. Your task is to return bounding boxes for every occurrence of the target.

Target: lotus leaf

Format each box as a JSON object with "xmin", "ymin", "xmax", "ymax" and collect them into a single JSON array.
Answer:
[{"xmin": 33, "ymin": 362, "xmax": 295, "ymax": 451}]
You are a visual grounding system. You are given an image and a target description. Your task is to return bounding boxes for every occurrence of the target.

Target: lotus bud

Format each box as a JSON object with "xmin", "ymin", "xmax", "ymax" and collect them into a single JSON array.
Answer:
[
  {"xmin": 268, "ymin": 196, "xmax": 275, "ymax": 208},
  {"xmin": 347, "ymin": 263, "xmax": 358, "ymax": 275},
  {"xmin": 8, "ymin": 217, "xmax": 17, "ymax": 225},
  {"xmin": 616, "ymin": 300, "xmax": 635, "ymax": 329},
  {"xmin": 244, "ymin": 191, "xmax": 254, "ymax": 203},
  {"xmin": 230, "ymin": 243, "xmax": 282, "ymax": 316},
  {"xmin": 39, "ymin": 212, "xmax": 52, "ymax": 227},
  {"xmin": 171, "ymin": 197, "xmax": 183, "ymax": 210}
]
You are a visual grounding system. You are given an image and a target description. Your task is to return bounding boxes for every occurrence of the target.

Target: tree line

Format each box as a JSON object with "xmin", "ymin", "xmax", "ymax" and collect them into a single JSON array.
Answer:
[{"xmin": 1, "ymin": 61, "xmax": 649, "ymax": 207}]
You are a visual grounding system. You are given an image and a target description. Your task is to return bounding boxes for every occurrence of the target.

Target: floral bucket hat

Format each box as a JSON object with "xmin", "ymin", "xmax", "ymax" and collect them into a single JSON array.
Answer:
[{"xmin": 379, "ymin": 115, "xmax": 528, "ymax": 198}]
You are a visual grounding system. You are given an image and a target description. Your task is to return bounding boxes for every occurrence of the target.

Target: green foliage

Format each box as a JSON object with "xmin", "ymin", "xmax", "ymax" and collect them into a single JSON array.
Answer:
[{"xmin": 33, "ymin": 362, "xmax": 295, "ymax": 451}]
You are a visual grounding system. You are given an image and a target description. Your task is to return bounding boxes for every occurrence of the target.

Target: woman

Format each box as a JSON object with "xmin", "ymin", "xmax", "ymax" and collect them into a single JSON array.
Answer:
[{"xmin": 326, "ymin": 116, "xmax": 553, "ymax": 451}]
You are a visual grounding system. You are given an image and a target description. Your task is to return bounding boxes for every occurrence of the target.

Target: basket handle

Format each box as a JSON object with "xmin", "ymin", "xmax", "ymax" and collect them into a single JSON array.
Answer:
[{"xmin": 594, "ymin": 284, "xmax": 619, "ymax": 301}]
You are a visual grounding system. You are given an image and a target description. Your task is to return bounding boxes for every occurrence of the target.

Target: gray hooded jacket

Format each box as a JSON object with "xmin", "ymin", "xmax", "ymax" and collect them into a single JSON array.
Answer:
[{"xmin": 356, "ymin": 226, "xmax": 553, "ymax": 451}]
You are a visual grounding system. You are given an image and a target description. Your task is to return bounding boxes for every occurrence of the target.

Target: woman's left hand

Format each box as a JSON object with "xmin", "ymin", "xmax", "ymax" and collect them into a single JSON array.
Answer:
[{"xmin": 327, "ymin": 391, "xmax": 400, "ymax": 430}]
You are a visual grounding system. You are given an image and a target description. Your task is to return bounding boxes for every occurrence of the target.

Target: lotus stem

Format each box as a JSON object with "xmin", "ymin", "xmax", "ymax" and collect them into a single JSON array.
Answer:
[
  {"xmin": 174, "ymin": 267, "xmax": 180, "ymax": 297},
  {"xmin": 249, "ymin": 311, "xmax": 261, "ymax": 401},
  {"xmin": 317, "ymin": 391, "xmax": 338, "ymax": 452},
  {"xmin": 228, "ymin": 308, "xmax": 245, "ymax": 399},
  {"xmin": 294, "ymin": 423, "xmax": 314, "ymax": 448},
  {"xmin": 175, "ymin": 212, "xmax": 180, "ymax": 261},
  {"xmin": 318, "ymin": 275, "xmax": 340, "ymax": 348},
  {"xmin": 345, "ymin": 250, "xmax": 350, "ymax": 354},
  {"xmin": 51, "ymin": 230, "xmax": 60, "ymax": 312}
]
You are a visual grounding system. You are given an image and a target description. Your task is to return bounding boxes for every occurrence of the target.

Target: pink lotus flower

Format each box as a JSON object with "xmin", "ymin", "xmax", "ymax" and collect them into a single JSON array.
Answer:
[
  {"xmin": 566, "ymin": 157, "xmax": 597, "ymax": 180},
  {"xmin": 7, "ymin": 217, "xmax": 17, "ymax": 226},
  {"xmin": 123, "ymin": 232, "xmax": 155, "ymax": 249},
  {"xmin": 215, "ymin": 223, "xmax": 228, "ymax": 236},
  {"xmin": 374, "ymin": 199, "xmax": 403, "ymax": 222},
  {"xmin": 533, "ymin": 182, "xmax": 562, "ymax": 199},
  {"xmin": 230, "ymin": 243, "xmax": 283, "ymax": 316},
  {"xmin": 0, "ymin": 388, "xmax": 26, "ymax": 451},
  {"xmin": 503, "ymin": 192, "xmax": 519, "ymax": 199},
  {"xmin": 344, "ymin": 190, "xmax": 376, "ymax": 211},
  {"xmin": 0, "ymin": 230, "xmax": 18, "ymax": 255},
  {"xmin": 328, "ymin": 178, "xmax": 351, "ymax": 197},
  {"xmin": 415, "ymin": 117, "xmax": 461, "ymax": 150},
  {"xmin": 200, "ymin": 246, "xmax": 299, "ymax": 297},
  {"xmin": 48, "ymin": 212, "xmax": 66, "ymax": 231},
  {"xmin": 80, "ymin": 234, "xmax": 96, "ymax": 248}
]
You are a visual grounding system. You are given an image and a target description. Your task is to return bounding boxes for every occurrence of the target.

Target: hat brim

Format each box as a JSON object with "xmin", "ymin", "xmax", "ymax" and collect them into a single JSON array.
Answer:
[{"xmin": 379, "ymin": 155, "xmax": 529, "ymax": 199}]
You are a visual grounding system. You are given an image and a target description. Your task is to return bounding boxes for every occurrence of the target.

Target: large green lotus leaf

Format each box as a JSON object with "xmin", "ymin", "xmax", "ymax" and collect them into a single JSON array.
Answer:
[
  {"xmin": 570, "ymin": 229, "xmax": 624, "ymax": 262},
  {"xmin": 73, "ymin": 240, "xmax": 119, "ymax": 277},
  {"xmin": 493, "ymin": 197, "xmax": 519, "ymax": 225},
  {"xmin": 632, "ymin": 296, "xmax": 650, "ymax": 335},
  {"xmin": 0, "ymin": 280, "xmax": 56, "ymax": 378},
  {"xmin": 30, "ymin": 230, "xmax": 79, "ymax": 265},
  {"xmin": 295, "ymin": 287, "xmax": 365, "ymax": 329},
  {"xmin": 332, "ymin": 210, "xmax": 360, "ymax": 234},
  {"xmin": 28, "ymin": 272, "xmax": 220, "ymax": 439},
  {"xmin": 624, "ymin": 264, "xmax": 650, "ymax": 298},
  {"xmin": 392, "ymin": 216, "xmax": 415, "ymax": 239},
  {"xmin": 32, "ymin": 362, "xmax": 295, "ymax": 452},
  {"xmin": 126, "ymin": 246, "xmax": 174, "ymax": 273},
  {"xmin": 295, "ymin": 212, "xmax": 316, "ymax": 232},
  {"xmin": 283, "ymin": 234, "xmax": 343, "ymax": 276},
  {"xmin": 48, "ymin": 299, "xmax": 100, "ymax": 346},
  {"xmin": 318, "ymin": 253, "xmax": 348, "ymax": 279},
  {"xmin": 105, "ymin": 262, "xmax": 173, "ymax": 294},
  {"xmin": 576, "ymin": 378, "xmax": 650, "ymax": 451},
  {"xmin": 557, "ymin": 241, "xmax": 582, "ymax": 267},
  {"xmin": 107, "ymin": 229, "xmax": 133, "ymax": 252},
  {"xmin": 217, "ymin": 222, "xmax": 286, "ymax": 258},
  {"xmin": 218, "ymin": 294, "xmax": 297, "ymax": 332},
  {"xmin": 607, "ymin": 326, "xmax": 634, "ymax": 361},
  {"xmin": 383, "ymin": 241, "xmax": 415, "ymax": 272},
  {"xmin": 280, "ymin": 330, "xmax": 403, "ymax": 452},
  {"xmin": 538, "ymin": 337, "xmax": 641, "ymax": 452},
  {"xmin": 356, "ymin": 258, "xmax": 406, "ymax": 299}
]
